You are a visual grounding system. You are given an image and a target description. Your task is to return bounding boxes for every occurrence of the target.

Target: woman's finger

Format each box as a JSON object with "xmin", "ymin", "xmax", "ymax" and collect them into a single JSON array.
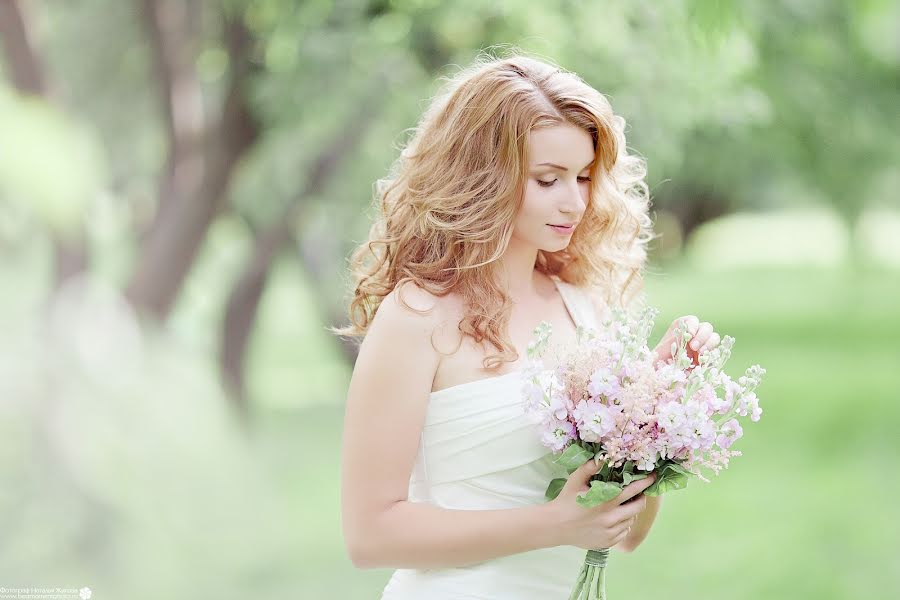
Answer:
[
  {"xmin": 676, "ymin": 315, "xmax": 699, "ymax": 333},
  {"xmin": 701, "ymin": 332, "xmax": 721, "ymax": 351},
  {"xmin": 613, "ymin": 472, "xmax": 656, "ymax": 505},
  {"xmin": 690, "ymin": 322, "xmax": 714, "ymax": 350},
  {"xmin": 676, "ymin": 316, "xmax": 700, "ymax": 346}
]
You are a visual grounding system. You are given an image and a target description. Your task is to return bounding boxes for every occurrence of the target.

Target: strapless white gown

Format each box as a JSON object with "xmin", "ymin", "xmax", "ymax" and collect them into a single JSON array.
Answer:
[{"xmin": 380, "ymin": 275, "xmax": 605, "ymax": 599}]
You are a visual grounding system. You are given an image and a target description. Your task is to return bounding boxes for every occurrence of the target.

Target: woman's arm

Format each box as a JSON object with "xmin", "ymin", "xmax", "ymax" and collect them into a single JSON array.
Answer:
[{"xmin": 354, "ymin": 500, "xmax": 560, "ymax": 570}]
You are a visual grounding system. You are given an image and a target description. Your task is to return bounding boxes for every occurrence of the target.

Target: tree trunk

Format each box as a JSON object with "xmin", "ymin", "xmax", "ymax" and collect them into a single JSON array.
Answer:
[
  {"xmin": 135, "ymin": 0, "xmax": 206, "ymax": 246},
  {"xmin": 668, "ymin": 189, "xmax": 729, "ymax": 242},
  {"xmin": 125, "ymin": 2, "xmax": 259, "ymax": 320},
  {"xmin": 218, "ymin": 68, "xmax": 393, "ymax": 411},
  {"xmin": 0, "ymin": 0, "xmax": 47, "ymax": 95}
]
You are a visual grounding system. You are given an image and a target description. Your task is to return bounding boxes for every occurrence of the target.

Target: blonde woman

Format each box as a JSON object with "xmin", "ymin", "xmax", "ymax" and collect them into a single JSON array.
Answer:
[{"xmin": 334, "ymin": 51, "xmax": 721, "ymax": 599}]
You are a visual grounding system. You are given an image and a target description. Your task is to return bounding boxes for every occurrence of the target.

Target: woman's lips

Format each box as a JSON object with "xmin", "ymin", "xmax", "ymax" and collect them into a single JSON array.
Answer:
[{"xmin": 548, "ymin": 223, "xmax": 575, "ymax": 234}]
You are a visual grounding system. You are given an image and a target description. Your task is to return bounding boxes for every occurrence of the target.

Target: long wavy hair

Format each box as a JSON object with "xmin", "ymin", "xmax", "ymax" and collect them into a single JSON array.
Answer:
[{"xmin": 330, "ymin": 50, "xmax": 655, "ymax": 370}]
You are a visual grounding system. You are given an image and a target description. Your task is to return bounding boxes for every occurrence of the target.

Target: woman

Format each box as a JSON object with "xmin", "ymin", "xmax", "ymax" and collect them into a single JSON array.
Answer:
[{"xmin": 333, "ymin": 52, "xmax": 721, "ymax": 599}]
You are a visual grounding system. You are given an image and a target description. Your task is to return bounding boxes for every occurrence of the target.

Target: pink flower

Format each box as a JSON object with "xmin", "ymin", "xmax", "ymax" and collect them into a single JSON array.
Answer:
[
  {"xmin": 572, "ymin": 398, "xmax": 623, "ymax": 442},
  {"xmin": 519, "ymin": 302, "xmax": 764, "ymax": 484},
  {"xmin": 617, "ymin": 362, "xmax": 638, "ymax": 382},
  {"xmin": 587, "ymin": 367, "xmax": 621, "ymax": 400},
  {"xmin": 695, "ymin": 385, "xmax": 719, "ymax": 417},
  {"xmin": 716, "ymin": 418, "xmax": 743, "ymax": 449},
  {"xmin": 541, "ymin": 417, "xmax": 577, "ymax": 452},
  {"xmin": 548, "ymin": 391, "xmax": 573, "ymax": 421},
  {"xmin": 657, "ymin": 362, "xmax": 688, "ymax": 389}
]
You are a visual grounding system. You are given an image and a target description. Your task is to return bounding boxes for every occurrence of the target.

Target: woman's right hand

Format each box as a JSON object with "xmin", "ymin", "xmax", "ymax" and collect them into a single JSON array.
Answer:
[{"xmin": 547, "ymin": 459, "xmax": 657, "ymax": 550}]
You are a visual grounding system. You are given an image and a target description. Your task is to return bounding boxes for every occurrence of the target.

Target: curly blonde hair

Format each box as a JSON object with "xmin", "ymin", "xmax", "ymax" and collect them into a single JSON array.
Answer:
[{"xmin": 330, "ymin": 50, "xmax": 655, "ymax": 370}]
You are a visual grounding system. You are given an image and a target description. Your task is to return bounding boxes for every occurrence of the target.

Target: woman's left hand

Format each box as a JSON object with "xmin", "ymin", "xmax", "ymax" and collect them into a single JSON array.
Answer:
[{"xmin": 652, "ymin": 315, "xmax": 721, "ymax": 366}]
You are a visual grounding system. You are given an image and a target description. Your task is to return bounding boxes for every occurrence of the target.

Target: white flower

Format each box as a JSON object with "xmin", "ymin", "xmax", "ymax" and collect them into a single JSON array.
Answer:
[
  {"xmin": 588, "ymin": 366, "xmax": 621, "ymax": 400},
  {"xmin": 572, "ymin": 399, "xmax": 623, "ymax": 442}
]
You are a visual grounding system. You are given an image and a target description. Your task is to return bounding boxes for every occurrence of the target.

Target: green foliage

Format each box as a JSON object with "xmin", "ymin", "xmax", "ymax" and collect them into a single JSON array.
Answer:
[
  {"xmin": 552, "ymin": 441, "xmax": 594, "ymax": 474},
  {"xmin": 577, "ymin": 480, "xmax": 625, "ymax": 508},
  {"xmin": 545, "ymin": 477, "xmax": 566, "ymax": 501},
  {"xmin": 3, "ymin": 0, "xmax": 896, "ymax": 303},
  {"xmin": 642, "ymin": 461, "xmax": 691, "ymax": 497},
  {"xmin": 0, "ymin": 90, "xmax": 107, "ymax": 235}
]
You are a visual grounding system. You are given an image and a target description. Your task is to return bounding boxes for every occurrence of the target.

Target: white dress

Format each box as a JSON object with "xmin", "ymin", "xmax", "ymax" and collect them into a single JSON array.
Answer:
[{"xmin": 380, "ymin": 275, "xmax": 603, "ymax": 599}]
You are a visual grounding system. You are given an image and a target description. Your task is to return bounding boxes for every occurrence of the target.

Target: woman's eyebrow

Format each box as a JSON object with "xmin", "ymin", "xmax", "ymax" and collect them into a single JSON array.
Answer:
[{"xmin": 534, "ymin": 161, "xmax": 595, "ymax": 171}]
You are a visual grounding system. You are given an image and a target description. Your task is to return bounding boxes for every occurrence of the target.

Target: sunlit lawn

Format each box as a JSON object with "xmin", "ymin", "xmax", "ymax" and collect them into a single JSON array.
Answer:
[{"xmin": 262, "ymin": 263, "xmax": 900, "ymax": 599}]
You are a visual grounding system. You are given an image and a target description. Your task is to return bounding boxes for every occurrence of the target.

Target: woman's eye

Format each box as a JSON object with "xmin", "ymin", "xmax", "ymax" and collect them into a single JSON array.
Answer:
[{"xmin": 537, "ymin": 176, "xmax": 591, "ymax": 188}]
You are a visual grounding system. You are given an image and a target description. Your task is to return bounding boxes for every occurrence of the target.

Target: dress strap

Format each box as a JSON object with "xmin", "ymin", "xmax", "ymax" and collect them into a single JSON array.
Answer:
[{"xmin": 550, "ymin": 274, "xmax": 599, "ymax": 330}]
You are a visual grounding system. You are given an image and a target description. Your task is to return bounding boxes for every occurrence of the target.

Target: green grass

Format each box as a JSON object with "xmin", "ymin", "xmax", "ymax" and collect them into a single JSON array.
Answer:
[{"xmin": 260, "ymin": 265, "xmax": 900, "ymax": 599}]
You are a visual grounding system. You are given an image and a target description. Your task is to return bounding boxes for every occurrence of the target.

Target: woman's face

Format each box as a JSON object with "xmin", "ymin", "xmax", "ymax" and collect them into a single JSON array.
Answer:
[{"xmin": 513, "ymin": 123, "xmax": 594, "ymax": 251}]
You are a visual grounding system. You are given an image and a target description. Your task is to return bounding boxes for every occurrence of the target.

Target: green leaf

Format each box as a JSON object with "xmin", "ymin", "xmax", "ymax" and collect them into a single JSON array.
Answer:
[
  {"xmin": 598, "ymin": 460, "xmax": 612, "ymax": 480},
  {"xmin": 576, "ymin": 480, "xmax": 623, "ymax": 508},
  {"xmin": 643, "ymin": 463, "xmax": 691, "ymax": 496},
  {"xmin": 622, "ymin": 471, "xmax": 650, "ymax": 485},
  {"xmin": 667, "ymin": 462, "xmax": 693, "ymax": 477},
  {"xmin": 544, "ymin": 478, "xmax": 567, "ymax": 501},
  {"xmin": 552, "ymin": 444, "xmax": 594, "ymax": 474}
]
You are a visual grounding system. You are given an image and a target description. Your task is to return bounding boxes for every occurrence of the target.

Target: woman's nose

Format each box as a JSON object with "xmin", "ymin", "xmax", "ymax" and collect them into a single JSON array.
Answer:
[{"xmin": 565, "ymin": 182, "xmax": 587, "ymax": 212}]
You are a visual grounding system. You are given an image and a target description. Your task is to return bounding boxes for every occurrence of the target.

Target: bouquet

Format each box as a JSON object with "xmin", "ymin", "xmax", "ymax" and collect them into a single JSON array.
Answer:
[{"xmin": 520, "ymin": 306, "xmax": 766, "ymax": 600}]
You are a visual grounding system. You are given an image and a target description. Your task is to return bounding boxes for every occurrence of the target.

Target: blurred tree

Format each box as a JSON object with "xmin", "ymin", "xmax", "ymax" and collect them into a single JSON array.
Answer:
[
  {"xmin": 744, "ymin": 0, "xmax": 899, "ymax": 252},
  {"xmin": 650, "ymin": 1, "xmax": 900, "ymax": 244},
  {"xmin": 2, "ymin": 0, "xmax": 897, "ymax": 418},
  {"xmin": 0, "ymin": 0, "xmax": 89, "ymax": 287},
  {"xmin": 220, "ymin": 67, "xmax": 392, "ymax": 411},
  {"xmin": 125, "ymin": 0, "xmax": 261, "ymax": 320}
]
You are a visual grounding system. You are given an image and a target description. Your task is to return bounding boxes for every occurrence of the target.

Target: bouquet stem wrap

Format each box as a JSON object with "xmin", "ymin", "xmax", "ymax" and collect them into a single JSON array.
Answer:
[{"xmin": 568, "ymin": 548, "xmax": 609, "ymax": 600}]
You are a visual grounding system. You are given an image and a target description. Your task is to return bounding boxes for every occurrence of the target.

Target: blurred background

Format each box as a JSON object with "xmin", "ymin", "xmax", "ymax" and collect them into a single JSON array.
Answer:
[{"xmin": 1, "ymin": 0, "xmax": 898, "ymax": 598}]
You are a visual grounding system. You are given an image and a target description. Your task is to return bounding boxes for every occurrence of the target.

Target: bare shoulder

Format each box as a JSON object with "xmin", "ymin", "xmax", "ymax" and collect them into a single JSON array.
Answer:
[
  {"xmin": 380, "ymin": 279, "xmax": 442, "ymax": 320},
  {"xmin": 349, "ymin": 279, "xmax": 455, "ymax": 395},
  {"xmin": 370, "ymin": 280, "xmax": 464, "ymax": 353},
  {"xmin": 369, "ymin": 280, "xmax": 454, "ymax": 341}
]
